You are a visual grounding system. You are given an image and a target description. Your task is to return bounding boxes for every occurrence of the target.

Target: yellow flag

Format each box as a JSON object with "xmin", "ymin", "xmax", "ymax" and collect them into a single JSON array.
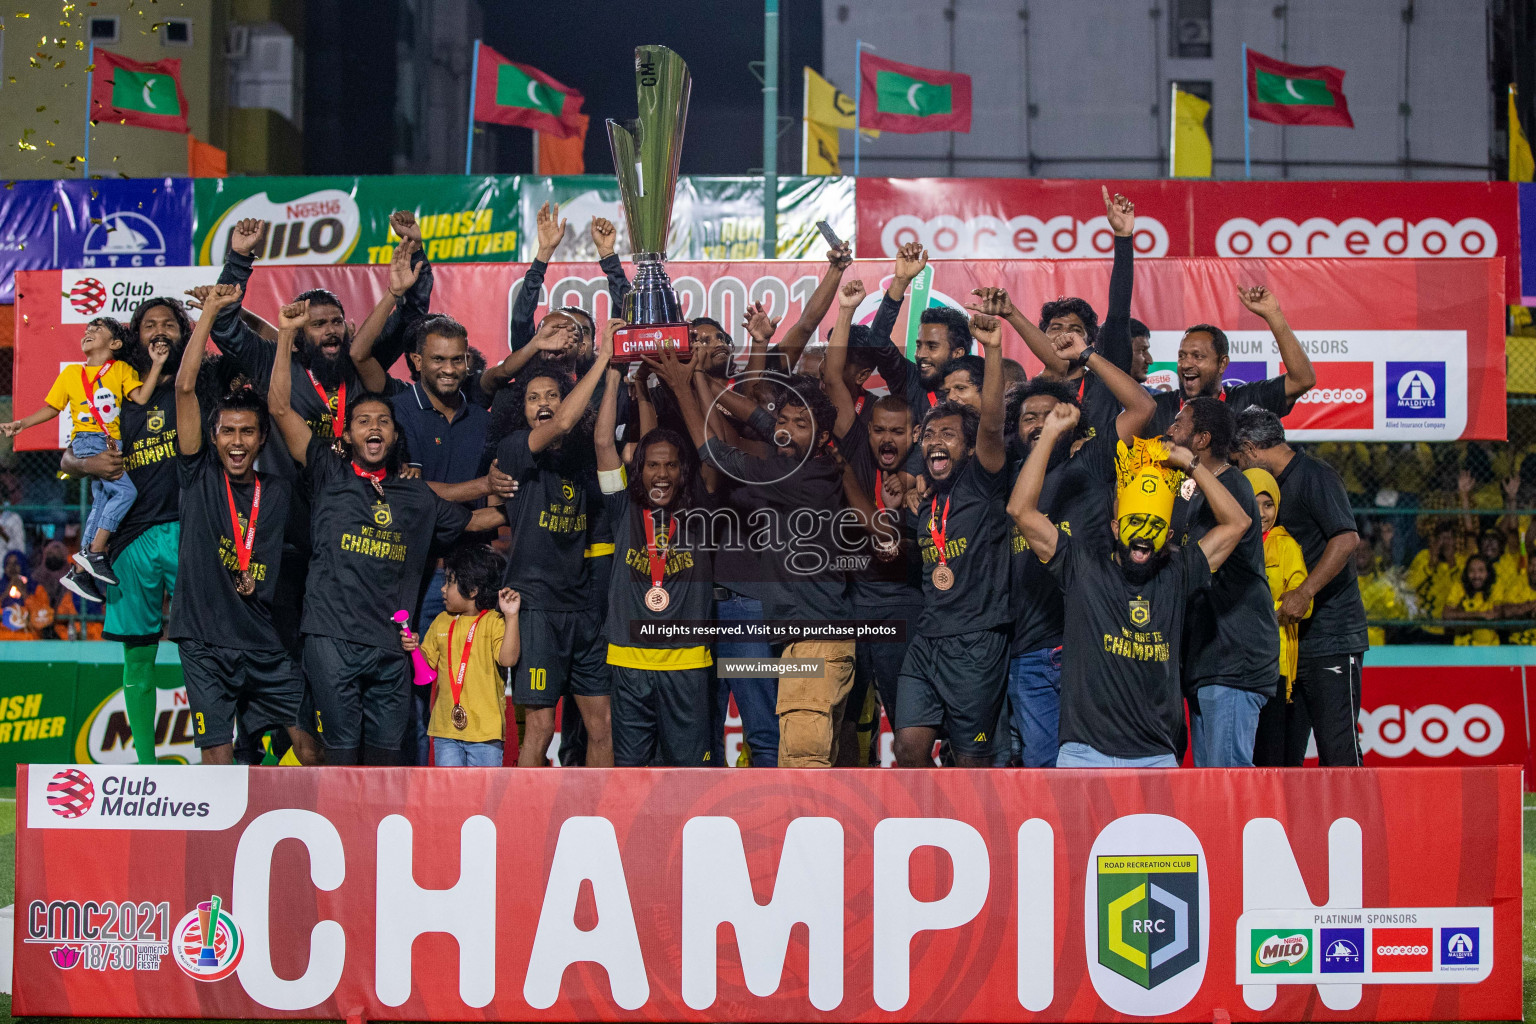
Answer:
[
  {"xmin": 804, "ymin": 118, "xmax": 840, "ymax": 175},
  {"xmin": 1510, "ymin": 85, "xmax": 1534, "ymax": 183},
  {"xmin": 1170, "ymin": 87, "xmax": 1212, "ymax": 178},
  {"xmin": 804, "ymin": 66, "xmax": 877, "ymax": 138}
]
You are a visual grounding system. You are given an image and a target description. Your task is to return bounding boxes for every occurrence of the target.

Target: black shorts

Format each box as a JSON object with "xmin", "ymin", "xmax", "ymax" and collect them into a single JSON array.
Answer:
[
  {"xmin": 513, "ymin": 608, "xmax": 610, "ymax": 708},
  {"xmin": 303, "ymin": 634, "xmax": 411, "ymax": 750},
  {"xmin": 611, "ymin": 664, "xmax": 713, "ymax": 767},
  {"xmin": 853, "ymin": 602, "xmax": 922, "ymax": 717},
  {"xmin": 895, "ymin": 627, "xmax": 1010, "ymax": 758},
  {"xmin": 177, "ymin": 639, "xmax": 304, "ymax": 749}
]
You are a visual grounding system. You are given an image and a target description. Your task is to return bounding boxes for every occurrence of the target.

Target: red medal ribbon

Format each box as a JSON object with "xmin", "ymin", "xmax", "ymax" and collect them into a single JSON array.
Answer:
[
  {"xmin": 78, "ymin": 360, "xmax": 117, "ymax": 435},
  {"xmin": 305, "ymin": 369, "xmax": 345, "ymax": 441},
  {"xmin": 875, "ymin": 469, "xmax": 886, "ymax": 511},
  {"xmin": 926, "ymin": 390, "xmax": 938, "ymax": 408},
  {"xmin": 350, "ymin": 462, "xmax": 386, "ymax": 485},
  {"xmin": 854, "ymin": 394, "xmax": 866, "ymax": 415},
  {"xmin": 446, "ymin": 610, "xmax": 489, "ymax": 711},
  {"xmin": 222, "ymin": 472, "xmax": 262, "ymax": 573},
  {"xmin": 928, "ymin": 496, "xmax": 951, "ymax": 567},
  {"xmin": 643, "ymin": 509, "xmax": 674, "ymax": 589}
]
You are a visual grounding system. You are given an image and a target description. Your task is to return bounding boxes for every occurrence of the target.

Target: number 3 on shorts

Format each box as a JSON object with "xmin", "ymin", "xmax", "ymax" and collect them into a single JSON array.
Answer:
[
  {"xmin": 194, "ymin": 712, "xmax": 205, "ymax": 736},
  {"xmin": 529, "ymin": 667, "xmax": 547, "ymax": 691}
]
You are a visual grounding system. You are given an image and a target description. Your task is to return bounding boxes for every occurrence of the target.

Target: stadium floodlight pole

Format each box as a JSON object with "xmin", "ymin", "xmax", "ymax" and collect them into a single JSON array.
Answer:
[
  {"xmin": 464, "ymin": 39, "xmax": 481, "ymax": 175},
  {"xmin": 853, "ymin": 39, "xmax": 875, "ymax": 176},
  {"xmin": 763, "ymin": 0, "xmax": 779, "ymax": 259},
  {"xmin": 83, "ymin": 41, "xmax": 94, "ymax": 179},
  {"xmin": 1242, "ymin": 42, "xmax": 1251, "ymax": 179}
]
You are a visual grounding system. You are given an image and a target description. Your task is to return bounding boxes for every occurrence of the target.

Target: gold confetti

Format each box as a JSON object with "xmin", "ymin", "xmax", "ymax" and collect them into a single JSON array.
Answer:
[
  {"xmin": 37, "ymin": 35, "xmax": 45, "ymax": 45},
  {"xmin": 6, "ymin": 78, "xmax": 15, "ymax": 84},
  {"xmin": 16, "ymin": 138, "xmax": 37, "ymax": 153},
  {"xmin": 14, "ymin": 11, "xmax": 28, "ymax": 17},
  {"xmin": 54, "ymin": 60, "xmax": 65, "ymax": 69},
  {"xmin": 45, "ymin": 140, "xmax": 55, "ymax": 147},
  {"xmin": 4, "ymin": 182, "xmax": 14, "ymax": 189},
  {"xmin": 84, "ymin": 63, "xmax": 94, "ymax": 71},
  {"xmin": 75, "ymin": 40, "xmax": 83, "ymax": 49},
  {"xmin": 28, "ymin": 58, "xmax": 39, "ymax": 68},
  {"xmin": 89, "ymin": 189, "xmax": 97, "ymax": 198},
  {"xmin": 34, "ymin": 105, "xmax": 45, "ymax": 112}
]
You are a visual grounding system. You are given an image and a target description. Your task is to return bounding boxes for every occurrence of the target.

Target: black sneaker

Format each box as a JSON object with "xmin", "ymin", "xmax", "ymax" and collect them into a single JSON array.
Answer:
[
  {"xmin": 60, "ymin": 567, "xmax": 104, "ymax": 603},
  {"xmin": 73, "ymin": 549, "xmax": 119, "ymax": 586}
]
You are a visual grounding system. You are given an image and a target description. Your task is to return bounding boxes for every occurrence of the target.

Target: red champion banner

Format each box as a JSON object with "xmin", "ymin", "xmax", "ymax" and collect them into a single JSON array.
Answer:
[
  {"xmin": 855, "ymin": 178, "xmax": 1522, "ymax": 301},
  {"xmin": 14, "ymin": 765, "xmax": 1521, "ymax": 1021},
  {"xmin": 11, "ymin": 254, "xmax": 1506, "ymax": 446}
]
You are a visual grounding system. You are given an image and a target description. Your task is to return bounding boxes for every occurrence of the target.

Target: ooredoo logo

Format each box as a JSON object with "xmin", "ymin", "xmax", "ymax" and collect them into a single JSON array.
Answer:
[
  {"xmin": 46, "ymin": 768, "xmax": 95, "ymax": 817},
  {"xmin": 1215, "ymin": 216, "xmax": 1497, "ymax": 259},
  {"xmin": 1286, "ymin": 362, "xmax": 1372, "ymax": 431},
  {"xmin": 68, "ymin": 277, "xmax": 107, "ymax": 316},
  {"xmin": 880, "ymin": 213, "xmax": 1170, "ymax": 259},
  {"xmin": 1359, "ymin": 703, "xmax": 1504, "ymax": 758},
  {"xmin": 1386, "ymin": 361, "xmax": 1446, "ymax": 420},
  {"xmin": 1373, "ymin": 927, "xmax": 1432, "ymax": 971}
]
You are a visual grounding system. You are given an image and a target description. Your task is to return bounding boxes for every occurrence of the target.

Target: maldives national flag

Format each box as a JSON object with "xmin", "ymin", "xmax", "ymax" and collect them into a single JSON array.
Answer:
[
  {"xmin": 858, "ymin": 54, "xmax": 971, "ymax": 134},
  {"xmin": 89, "ymin": 49, "xmax": 189, "ymax": 133},
  {"xmin": 474, "ymin": 45, "xmax": 584, "ymax": 138},
  {"xmin": 1245, "ymin": 48, "xmax": 1354, "ymax": 128}
]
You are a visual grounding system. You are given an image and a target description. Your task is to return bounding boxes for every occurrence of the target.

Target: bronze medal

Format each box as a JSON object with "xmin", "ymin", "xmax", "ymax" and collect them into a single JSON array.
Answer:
[
  {"xmin": 645, "ymin": 585, "xmax": 670, "ymax": 613},
  {"xmin": 932, "ymin": 564, "xmax": 955, "ymax": 591},
  {"xmin": 233, "ymin": 568, "xmax": 256, "ymax": 596},
  {"xmin": 451, "ymin": 704, "xmax": 468, "ymax": 730}
]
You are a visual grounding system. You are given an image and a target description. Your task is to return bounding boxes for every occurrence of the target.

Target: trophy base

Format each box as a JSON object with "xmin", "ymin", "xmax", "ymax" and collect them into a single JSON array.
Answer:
[{"xmin": 613, "ymin": 322, "xmax": 692, "ymax": 364}]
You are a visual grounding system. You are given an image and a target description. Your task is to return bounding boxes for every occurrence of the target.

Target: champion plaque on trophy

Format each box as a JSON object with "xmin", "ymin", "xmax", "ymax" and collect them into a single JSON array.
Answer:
[{"xmin": 607, "ymin": 45, "xmax": 693, "ymax": 362}]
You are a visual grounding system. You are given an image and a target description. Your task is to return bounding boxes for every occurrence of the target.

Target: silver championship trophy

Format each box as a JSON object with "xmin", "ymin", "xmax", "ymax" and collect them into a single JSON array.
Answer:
[{"xmin": 607, "ymin": 45, "xmax": 693, "ymax": 362}]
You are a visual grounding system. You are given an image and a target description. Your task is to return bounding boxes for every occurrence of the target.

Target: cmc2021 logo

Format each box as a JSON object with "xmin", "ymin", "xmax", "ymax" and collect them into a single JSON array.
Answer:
[{"xmin": 171, "ymin": 895, "xmax": 243, "ymax": 982}]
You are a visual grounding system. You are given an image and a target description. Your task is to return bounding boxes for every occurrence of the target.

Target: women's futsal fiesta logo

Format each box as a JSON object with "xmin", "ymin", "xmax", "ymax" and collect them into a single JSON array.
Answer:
[{"xmin": 171, "ymin": 895, "xmax": 243, "ymax": 982}]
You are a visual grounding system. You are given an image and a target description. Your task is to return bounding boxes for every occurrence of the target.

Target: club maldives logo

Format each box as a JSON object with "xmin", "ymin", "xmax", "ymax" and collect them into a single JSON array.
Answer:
[
  {"xmin": 171, "ymin": 895, "xmax": 243, "ymax": 982},
  {"xmin": 1095, "ymin": 854, "xmax": 1201, "ymax": 989},
  {"xmin": 46, "ymin": 767, "xmax": 95, "ymax": 817},
  {"xmin": 1252, "ymin": 929, "xmax": 1312, "ymax": 972},
  {"xmin": 67, "ymin": 276, "xmax": 107, "ymax": 316}
]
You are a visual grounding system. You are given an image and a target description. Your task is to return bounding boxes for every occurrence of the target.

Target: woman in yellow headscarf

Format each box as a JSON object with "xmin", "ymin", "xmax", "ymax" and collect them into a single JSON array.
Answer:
[{"xmin": 1243, "ymin": 467, "xmax": 1310, "ymax": 766}]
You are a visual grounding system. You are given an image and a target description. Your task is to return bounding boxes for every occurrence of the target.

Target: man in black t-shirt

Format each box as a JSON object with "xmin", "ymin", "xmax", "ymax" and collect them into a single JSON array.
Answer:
[
  {"xmin": 1147, "ymin": 286, "xmax": 1317, "ymax": 435},
  {"xmin": 889, "ymin": 313, "xmax": 1011, "ymax": 769},
  {"xmin": 1166, "ymin": 398, "xmax": 1279, "ymax": 767},
  {"xmin": 1002, "ymin": 325, "xmax": 1156, "ymax": 767},
  {"xmin": 169, "ymin": 285, "xmax": 318, "ymax": 765},
  {"xmin": 701, "ymin": 370, "xmax": 854, "ymax": 768},
  {"xmin": 495, "ymin": 335, "xmax": 616, "ymax": 767},
  {"xmin": 61, "ymin": 295, "xmax": 192, "ymax": 765},
  {"xmin": 1012, "ymin": 413, "xmax": 1251, "ymax": 766},
  {"xmin": 1234, "ymin": 408, "xmax": 1368, "ymax": 766},
  {"xmin": 823, "ymin": 281, "xmax": 924, "ymax": 756},
  {"xmin": 268, "ymin": 302, "xmax": 506, "ymax": 765}
]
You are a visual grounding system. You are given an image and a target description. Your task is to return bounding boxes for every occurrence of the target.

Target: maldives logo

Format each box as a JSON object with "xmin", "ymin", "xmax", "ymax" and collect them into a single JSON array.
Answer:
[
  {"xmin": 1386, "ymin": 361, "xmax": 1445, "ymax": 419},
  {"xmin": 1095, "ymin": 854, "xmax": 1201, "ymax": 989},
  {"xmin": 49, "ymin": 945, "xmax": 83, "ymax": 969},
  {"xmin": 67, "ymin": 276, "xmax": 107, "ymax": 316},
  {"xmin": 46, "ymin": 768, "xmax": 95, "ymax": 818},
  {"xmin": 1440, "ymin": 927, "xmax": 1480, "ymax": 969},
  {"xmin": 171, "ymin": 895, "xmax": 243, "ymax": 982},
  {"xmin": 1252, "ymin": 929, "xmax": 1312, "ymax": 972}
]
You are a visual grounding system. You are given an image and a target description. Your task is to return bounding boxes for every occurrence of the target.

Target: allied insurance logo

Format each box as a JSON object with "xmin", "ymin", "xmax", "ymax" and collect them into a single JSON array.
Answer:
[
  {"xmin": 1386, "ymin": 361, "xmax": 1446, "ymax": 420},
  {"xmin": 1440, "ymin": 927, "xmax": 1481, "ymax": 970},
  {"xmin": 170, "ymin": 895, "xmax": 243, "ymax": 982},
  {"xmin": 46, "ymin": 768, "xmax": 95, "ymax": 817}
]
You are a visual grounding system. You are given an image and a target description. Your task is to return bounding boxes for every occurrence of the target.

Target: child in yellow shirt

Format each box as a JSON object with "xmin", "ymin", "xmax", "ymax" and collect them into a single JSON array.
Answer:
[
  {"xmin": 1439, "ymin": 554, "xmax": 1501, "ymax": 646},
  {"xmin": 1, "ymin": 317, "xmax": 168, "ymax": 599},
  {"xmin": 402, "ymin": 544, "xmax": 521, "ymax": 766},
  {"xmin": 1242, "ymin": 468, "xmax": 1310, "ymax": 695}
]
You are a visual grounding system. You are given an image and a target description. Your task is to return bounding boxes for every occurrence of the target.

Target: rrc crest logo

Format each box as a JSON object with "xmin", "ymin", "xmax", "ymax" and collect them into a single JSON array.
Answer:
[
  {"xmin": 1129, "ymin": 599, "xmax": 1150, "ymax": 627},
  {"xmin": 1095, "ymin": 854, "xmax": 1201, "ymax": 989}
]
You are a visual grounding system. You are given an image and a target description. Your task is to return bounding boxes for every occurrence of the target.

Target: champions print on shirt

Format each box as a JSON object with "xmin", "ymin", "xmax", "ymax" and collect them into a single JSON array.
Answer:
[
  {"xmin": 541, "ymin": 478, "xmax": 589, "ymax": 537},
  {"xmin": 1106, "ymin": 595, "xmax": 1171, "ymax": 662},
  {"xmin": 340, "ymin": 501, "xmax": 407, "ymax": 562}
]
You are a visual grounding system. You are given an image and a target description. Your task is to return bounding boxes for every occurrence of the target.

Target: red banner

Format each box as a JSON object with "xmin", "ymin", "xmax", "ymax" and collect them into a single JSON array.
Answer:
[
  {"xmin": 855, "ymin": 178, "xmax": 1521, "ymax": 301},
  {"xmin": 14, "ymin": 764, "xmax": 1520, "ymax": 1021},
  {"xmin": 11, "ymin": 255, "xmax": 1505, "ymax": 447}
]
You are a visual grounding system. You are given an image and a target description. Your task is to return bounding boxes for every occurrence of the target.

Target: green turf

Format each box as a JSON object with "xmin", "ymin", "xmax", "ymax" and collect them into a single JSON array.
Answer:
[{"xmin": 0, "ymin": 790, "xmax": 1529, "ymax": 1023}]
